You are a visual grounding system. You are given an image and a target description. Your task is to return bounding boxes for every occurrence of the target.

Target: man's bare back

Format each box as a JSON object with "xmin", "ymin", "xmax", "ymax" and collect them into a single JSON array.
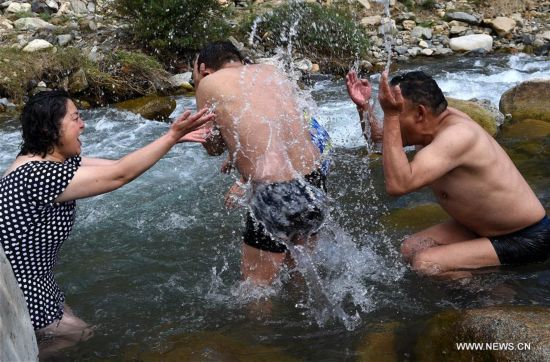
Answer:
[
  {"xmin": 196, "ymin": 63, "xmax": 320, "ymax": 183},
  {"xmin": 191, "ymin": 42, "xmax": 329, "ymax": 284}
]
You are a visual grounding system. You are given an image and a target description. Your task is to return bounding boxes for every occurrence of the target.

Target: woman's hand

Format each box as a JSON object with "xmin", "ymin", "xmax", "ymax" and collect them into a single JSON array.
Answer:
[
  {"xmin": 178, "ymin": 127, "xmax": 210, "ymax": 143},
  {"xmin": 169, "ymin": 107, "xmax": 215, "ymax": 143},
  {"xmin": 346, "ymin": 70, "xmax": 372, "ymax": 110}
]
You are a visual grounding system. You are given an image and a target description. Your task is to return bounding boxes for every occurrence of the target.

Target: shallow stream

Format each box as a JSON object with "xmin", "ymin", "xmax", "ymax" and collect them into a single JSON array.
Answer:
[{"xmin": 0, "ymin": 54, "xmax": 549, "ymax": 360}]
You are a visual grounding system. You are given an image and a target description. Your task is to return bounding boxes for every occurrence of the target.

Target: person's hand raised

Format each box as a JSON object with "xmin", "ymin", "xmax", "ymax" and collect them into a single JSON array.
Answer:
[
  {"xmin": 179, "ymin": 127, "xmax": 210, "ymax": 143},
  {"xmin": 170, "ymin": 107, "xmax": 215, "ymax": 143},
  {"xmin": 378, "ymin": 71, "xmax": 404, "ymax": 119},
  {"xmin": 346, "ymin": 70, "xmax": 372, "ymax": 109}
]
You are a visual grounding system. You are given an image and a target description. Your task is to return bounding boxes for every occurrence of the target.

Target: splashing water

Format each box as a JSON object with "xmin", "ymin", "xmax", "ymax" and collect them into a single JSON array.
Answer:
[
  {"xmin": 248, "ymin": 15, "xmax": 264, "ymax": 46},
  {"xmin": 376, "ymin": 0, "xmax": 394, "ymax": 72},
  {"xmin": 285, "ymin": 242, "xmax": 362, "ymax": 331}
]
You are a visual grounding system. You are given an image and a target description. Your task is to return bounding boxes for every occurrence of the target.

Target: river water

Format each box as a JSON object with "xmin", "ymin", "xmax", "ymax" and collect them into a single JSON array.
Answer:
[{"xmin": 0, "ymin": 54, "xmax": 549, "ymax": 360}]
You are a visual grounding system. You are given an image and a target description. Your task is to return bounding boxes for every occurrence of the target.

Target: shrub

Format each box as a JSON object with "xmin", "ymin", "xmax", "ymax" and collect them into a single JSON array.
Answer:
[
  {"xmin": 114, "ymin": 0, "xmax": 231, "ymax": 58},
  {"xmin": 242, "ymin": 2, "xmax": 370, "ymax": 73},
  {"xmin": 0, "ymin": 47, "xmax": 170, "ymax": 105},
  {"xmin": 420, "ymin": 0, "xmax": 436, "ymax": 10},
  {"xmin": 87, "ymin": 50, "xmax": 172, "ymax": 103},
  {"xmin": 0, "ymin": 47, "xmax": 83, "ymax": 102}
]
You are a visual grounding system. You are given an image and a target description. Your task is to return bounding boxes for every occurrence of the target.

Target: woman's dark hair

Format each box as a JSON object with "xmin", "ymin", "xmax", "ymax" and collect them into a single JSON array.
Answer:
[
  {"xmin": 19, "ymin": 90, "xmax": 70, "ymax": 157},
  {"xmin": 197, "ymin": 41, "xmax": 244, "ymax": 71},
  {"xmin": 390, "ymin": 71, "xmax": 448, "ymax": 115}
]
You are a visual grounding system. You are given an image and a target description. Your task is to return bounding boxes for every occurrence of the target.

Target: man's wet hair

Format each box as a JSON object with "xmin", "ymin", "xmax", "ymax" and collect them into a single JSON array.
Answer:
[
  {"xmin": 197, "ymin": 41, "xmax": 245, "ymax": 71},
  {"xmin": 390, "ymin": 71, "xmax": 447, "ymax": 115},
  {"xmin": 20, "ymin": 90, "xmax": 70, "ymax": 157}
]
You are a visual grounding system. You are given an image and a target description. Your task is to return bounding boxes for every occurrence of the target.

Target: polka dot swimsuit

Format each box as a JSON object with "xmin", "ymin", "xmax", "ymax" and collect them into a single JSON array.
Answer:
[{"xmin": 0, "ymin": 156, "xmax": 81, "ymax": 330}]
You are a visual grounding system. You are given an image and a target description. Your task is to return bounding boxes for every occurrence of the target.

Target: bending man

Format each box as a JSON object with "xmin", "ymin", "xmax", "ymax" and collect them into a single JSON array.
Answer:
[
  {"xmin": 191, "ymin": 42, "xmax": 330, "ymax": 284},
  {"xmin": 347, "ymin": 70, "xmax": 549, "ymax": 276}
]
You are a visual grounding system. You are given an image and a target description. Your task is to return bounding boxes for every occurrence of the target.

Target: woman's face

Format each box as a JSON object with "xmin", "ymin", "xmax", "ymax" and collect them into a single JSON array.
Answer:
[{"xmin": 57, "ymin": 100, "xmax": 85, "ymax": 158}]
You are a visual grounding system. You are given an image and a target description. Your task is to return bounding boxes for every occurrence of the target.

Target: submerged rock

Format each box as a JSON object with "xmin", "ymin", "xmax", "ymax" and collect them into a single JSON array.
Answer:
[
  {"xmin": 417, "ymin": 306, "xmax": 550, "ymax": 361},
  {"xmin": 124, "ymin": 330, "xmax": 298, "ymax": 361},
  {"xmin": 382, "ymin": 203, "xmax": 448, "ymax": 232},
  {"xmin": 115, "ymin": 95, "xmax": 176, "ymax": 121},
  {"xmin": 500, "ymin": 119, "xmax": 550, "ymax": 140},
  {"xmin": 356, "ymin": 322, "xmax": 400, "ymax": 362},
  {"xmin": 499, "ymin": 79, "xmax": 550, "ymax": 122}
]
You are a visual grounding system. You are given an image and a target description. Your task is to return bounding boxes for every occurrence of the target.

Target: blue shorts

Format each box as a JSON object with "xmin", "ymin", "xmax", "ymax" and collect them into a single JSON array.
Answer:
[{"xmin": 243, "ymin": 169, "xmax": 327, "ymax": 253}]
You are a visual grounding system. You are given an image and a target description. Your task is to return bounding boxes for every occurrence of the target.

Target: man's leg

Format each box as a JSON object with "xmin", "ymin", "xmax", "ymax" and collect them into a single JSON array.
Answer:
[
  {"xmin": 401, "ymin": 219, "xmax": 478, "ymax": 262},
  {"xmin": 410, "ymin": 237, "xmax": 500, "ymax": 276},
  {"xmin": 241, "ymin": 243, "xmax": 287, "ymax": 285},
  {"xmin": 37, "ymin": 304, "xmax": 94, "ymax": 358}
]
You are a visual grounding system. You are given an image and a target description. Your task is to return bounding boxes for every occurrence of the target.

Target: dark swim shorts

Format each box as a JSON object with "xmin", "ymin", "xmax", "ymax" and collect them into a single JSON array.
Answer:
[
  {"xmin": 489, "ymin": 215, "xmax": 550, "ymax": 265},
  {"xmin": 243, "ymin": 170, "xmax": 328, "ymax": 253}
]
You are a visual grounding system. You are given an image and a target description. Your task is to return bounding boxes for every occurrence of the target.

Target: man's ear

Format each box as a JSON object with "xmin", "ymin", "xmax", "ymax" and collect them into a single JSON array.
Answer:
[
  {"xmin": 199, "ymin": 63, "xmax": 210, "ymax": 77},
  {"xmin": 417, "ymin": 104, "xmax": 428, "ymax": 123}
]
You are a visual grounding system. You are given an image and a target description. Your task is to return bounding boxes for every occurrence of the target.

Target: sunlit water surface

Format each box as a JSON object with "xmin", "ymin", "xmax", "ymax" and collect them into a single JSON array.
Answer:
[{"xmin": 0, "ymin": 54, "xmax": 549, "ymax": 360}]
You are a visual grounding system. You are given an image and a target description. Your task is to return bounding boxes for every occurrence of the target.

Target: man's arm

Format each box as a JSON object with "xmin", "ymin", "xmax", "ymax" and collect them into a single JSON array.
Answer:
[
  {"xmin": 357, "ymin": 100, "xmax": 383, "ymax": 143},
  {"xmin": 195, "ymin": 80, "xmax": 227, "ymax": 156},
  {"xmin": 202, "ymin": 124, "xmax": 226, "ymax": 156},
  {"xmin": 378, "ymin": 72, "xmax": 474, "ymax": 195},
  {"xmin": 346, "ymin": 71, "xmax": 383, "ymax": 143}
]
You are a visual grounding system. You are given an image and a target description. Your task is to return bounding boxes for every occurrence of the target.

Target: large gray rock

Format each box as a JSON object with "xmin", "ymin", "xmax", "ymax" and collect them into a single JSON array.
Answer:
[
  {"xmin": 14, "ymin": 17, "xmax": 56, "ymax": 31},
  {"xmin": 485, "ymin": 17, "xmax": 516, "ymax": 37},
  {"xmin": 5, "ymin": 2, "xmax": 22, "ymax": 13},
  {"xmin": 115, "ymin": 95, "xmax": 177, "ymax": 121},
  {"xmin": 70, "ymin": 0, "xmax": 88, "ymax": 14},
  {"xmin": 23, "ymin": 39, "xmax": 54, "ymax": 52},
  {"xmin": 57, "ymin": 33, "xmax": 73, "ymax": 46},
  {"xmin": 449, "ymin": 34, "xmax": 492, "ymax": 51},
  {"xmin": 0, "ymin": 246, "xmax": 39, "ymax": 362},
  {"xmin": 411, "ymin": 26, "xmax": 432, "ymax": 40},
  {"xmin": 446, "ymin": 11, "xmax": 480, "ymax": 25},
  {"xmin": 499, "ymin": 79, "xmax": 550, "ymax": 122}
]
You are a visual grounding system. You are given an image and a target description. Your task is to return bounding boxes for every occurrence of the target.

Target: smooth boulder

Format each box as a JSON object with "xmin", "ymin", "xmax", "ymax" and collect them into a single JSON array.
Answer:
[
  {"xmin": 115, "ymin": 95, "xmax": 176, "ymax": 121},
  {"xmin": 417, "ymin": 306, "xmax": 550, "ymax": 361},
  {"xmin": 449, "ymin": 34, "xmax": 493, "ymax": 52},
  {"xmin": 447, "ymin": 97, "xmax": 503, "ymax": 136},
  {"xmin": 499, "ymin": 79, "xmax": 550, "ymax": 122}
]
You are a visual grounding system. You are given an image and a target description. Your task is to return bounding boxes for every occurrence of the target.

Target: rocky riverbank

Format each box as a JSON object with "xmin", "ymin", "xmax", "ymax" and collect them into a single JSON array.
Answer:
[{"xmin": 0, "ymin": 0, "xmax": 548, "ymax": 112}]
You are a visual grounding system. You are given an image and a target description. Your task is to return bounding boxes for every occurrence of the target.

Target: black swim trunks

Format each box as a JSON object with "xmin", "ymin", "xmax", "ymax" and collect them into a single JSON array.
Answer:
[
  {"xmin": 489, "ymin": 215, "xmax": 550, "ymax": 265},
  {"xmin": 243, "ymin": 170, "xmax": 328, "ymax": 253}
]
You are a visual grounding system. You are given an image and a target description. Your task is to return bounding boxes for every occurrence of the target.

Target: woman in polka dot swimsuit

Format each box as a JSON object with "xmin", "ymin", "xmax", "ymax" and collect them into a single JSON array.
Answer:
[{"xmin": 0, "ymin": 90, "xmax": 214, "ymax": 354}]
